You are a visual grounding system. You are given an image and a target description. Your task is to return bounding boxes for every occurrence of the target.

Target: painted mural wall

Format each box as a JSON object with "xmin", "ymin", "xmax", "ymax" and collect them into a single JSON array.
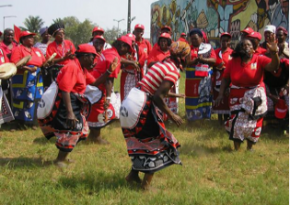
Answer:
[{"xmin": 150, "ymin": 0, "xmax": 289, "ymax": 47}]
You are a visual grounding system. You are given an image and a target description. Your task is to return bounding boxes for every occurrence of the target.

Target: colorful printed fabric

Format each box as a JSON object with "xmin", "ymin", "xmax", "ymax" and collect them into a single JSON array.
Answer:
[
  {"xmin": 185, "ymin": 66, "xmax": 212, "ymax": 120},
  {"xmin": 38, "ymin": 91, "xmax": 90, "ymax": 152},
  {"xmin": 0, "ymin": 87, "xmax": 14, "ymax": 124},
  {"xmin": 225, "ymin": 86, "xmax": 267, "ymax": 143},
  {"xmin": 11, "ymin": 66, "xmax": 43, "ymax": 122},
  {"xmin": 120, "ymin": 87, "xmax": 181, "ymax": 173}
]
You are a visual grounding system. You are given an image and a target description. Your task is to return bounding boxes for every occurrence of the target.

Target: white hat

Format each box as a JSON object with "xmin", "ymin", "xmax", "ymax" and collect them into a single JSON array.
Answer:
[{"xmin": 264, "ymin": 25, "xmax": 276, "ymax": 33}]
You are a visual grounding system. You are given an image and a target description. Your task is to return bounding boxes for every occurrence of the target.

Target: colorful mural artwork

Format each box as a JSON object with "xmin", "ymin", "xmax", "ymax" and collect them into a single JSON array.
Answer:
[{"xmin": 150, "ymin": 0, "xmax": 289, "ymax": 47}]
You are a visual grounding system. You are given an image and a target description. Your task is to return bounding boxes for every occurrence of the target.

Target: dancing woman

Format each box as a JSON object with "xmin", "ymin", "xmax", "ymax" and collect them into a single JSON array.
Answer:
[
  {"xmin": 215, "ymin": 38, "xmax": 279, "ymax": 150},
  {"xmin": 120, "ymin": 41, "xmax": 190, "ymax": 190},
  {"xmin": 37, "ymin": 44, "xmax": 118, "ymax": 166}
]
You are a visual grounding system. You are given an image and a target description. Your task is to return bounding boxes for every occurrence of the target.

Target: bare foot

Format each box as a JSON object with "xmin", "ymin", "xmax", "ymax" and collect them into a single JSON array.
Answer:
[
  {"xmin": 126, "ymin": 174, "xmax": 142, "ymax": 184},
  {"xmin": 54, "ymin": 160, "xmax": 68, "ymax": 168}
]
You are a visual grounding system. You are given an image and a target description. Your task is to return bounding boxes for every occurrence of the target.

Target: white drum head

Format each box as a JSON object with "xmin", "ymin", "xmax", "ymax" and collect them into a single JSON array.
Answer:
[
  {"xmin": 198, "ymin": 43, "xmax": 211, "ymax": 54},
  {"xmin": 0, "ymin": 63, "xmax": 17, "ymax": 80}
]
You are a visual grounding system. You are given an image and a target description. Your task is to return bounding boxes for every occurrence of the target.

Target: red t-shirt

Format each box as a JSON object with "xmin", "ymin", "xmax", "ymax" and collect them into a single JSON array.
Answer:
[
  {"xmin": 90, "ymin": 47, "xmax": 121, "ymax": 91},
  {"xmin": 10, "ymin": 45, "xmax": 45, "ymax": 73},
  {"xmin": 46, "ymin": 40, "xmax": 76, "ymax": 65},
  {"xmin": 0, "ymin": 41, "xmax": 18, "ymax": 57},
  {"xmin": 0, "ymin": 48, "xmax": 9, "ymax": 65},
  {"xmin": 223, "ymin": 54, "xmax": 271, "ymax": 87},
  {"xmin": 147, "ymin": 44, "xmax": 170, "ymax": 67},
  {"xmin": 214, "ymin": 48, "xmax": 233, "ymax": 68},
  {"xmin": 255, "ymin": 47, "xmax": 267, "ymax": 55},
  {"xmin": 136, "ymin": 38, "xmax": 152, "ymax": 67},
  {"xmin": 57, "ymin": 59, "xmax": 95, "ymax": 94}
]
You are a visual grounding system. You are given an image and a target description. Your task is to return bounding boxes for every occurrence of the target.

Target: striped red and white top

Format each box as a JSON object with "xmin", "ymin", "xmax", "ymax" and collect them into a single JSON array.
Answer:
[{"xmin": 137, "ymin": 59, "xmax": 180, "ymax": 95}]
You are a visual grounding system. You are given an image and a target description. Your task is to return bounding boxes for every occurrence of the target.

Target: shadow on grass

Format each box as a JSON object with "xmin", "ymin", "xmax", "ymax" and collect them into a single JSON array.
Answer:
[
  {"xmin": 33, "ymin": 136, "xmax": 56, "ymax": 145},
  {"xmin": 0, "ymin": 157, "xmax": 54, "ymax": 168},
  {"xmin": 179, "ymin": 142, "xmax": 233, "ymax": 157},
  {"xmin": 58, "ymin": 171, "xmax": 133, "ymax": 192}
]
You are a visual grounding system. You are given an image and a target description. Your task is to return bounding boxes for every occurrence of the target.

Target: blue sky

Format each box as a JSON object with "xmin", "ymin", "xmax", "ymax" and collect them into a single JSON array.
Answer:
[{"xmin": 0, "ymin": 0, "xmax": 157, "ymax": 38}]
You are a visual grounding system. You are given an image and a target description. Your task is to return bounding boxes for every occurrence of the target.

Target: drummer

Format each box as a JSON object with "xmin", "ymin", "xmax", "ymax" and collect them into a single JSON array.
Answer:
[
  {"xmin": 46, "ymin": 23, "xmax": 75, "ymax": 65},
  {"xmin": 10, "ymin": 31, "xmax": 46, "ymax": 130}
]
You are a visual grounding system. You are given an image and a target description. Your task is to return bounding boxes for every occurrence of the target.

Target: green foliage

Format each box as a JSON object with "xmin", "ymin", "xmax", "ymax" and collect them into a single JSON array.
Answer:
[{"xmin": 22, "ymin": 15, "xmax": 44, "ymax": 33}]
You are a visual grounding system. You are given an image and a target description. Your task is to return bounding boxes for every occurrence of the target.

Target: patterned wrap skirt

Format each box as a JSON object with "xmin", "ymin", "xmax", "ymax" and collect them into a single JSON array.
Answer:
[
  {"xmin": 185, "ymin": 66, "xmax": 212, "ymax": 121},
  {"xmin": 120, "ymin": 87, "xmax": 181, "ymax": 173},
  {"xmin": 38, "ymin": 89, "xmax": 90, "ymax": 152},
  {"xmin": 11, "ymin": 66, "xmax": 43, "ymax": 124},
  {"xmin": 225, "ymin": 85, "xmax": 267, "ymax": 143}
]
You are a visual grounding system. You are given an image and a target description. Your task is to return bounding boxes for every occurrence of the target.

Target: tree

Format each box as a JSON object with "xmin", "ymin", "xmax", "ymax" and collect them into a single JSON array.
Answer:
[
  {"xmin": 104, "ymin": 27, "xmax": 126, "ymax": 44},
  {"xmin": 22, "ymin": 16, "xmax": 44, "ymax": 33}
]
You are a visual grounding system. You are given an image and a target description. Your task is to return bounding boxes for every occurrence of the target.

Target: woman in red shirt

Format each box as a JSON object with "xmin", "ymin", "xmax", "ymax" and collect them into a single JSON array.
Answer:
[
  {"xmin": 38, "ymin": 44, "xmax": 118, "ymax": 166},
  {"xmin": 87, "ymin": 36, "xmax": 132, "ymax": 144},
  {"xmin": 215, "ymin": 38, "xmax": 279, "ymax": 151},
  {"xmin": 212, "ymin": 32, "xmax": 233, "ymax": 123},
  {"xmin": 46, "ymin": 23, "xmax": 75, "ymax": 65},
  {"xmin": 10, "ymin": 31, "xmax": 46, "ymax": 129},
  {"xmin": 120, "ymin": 41, "xmax": 189, "ymax": 190},
  {"xmin": 186, "ymin": 28, "xmax": 216, "ymax": 121}
]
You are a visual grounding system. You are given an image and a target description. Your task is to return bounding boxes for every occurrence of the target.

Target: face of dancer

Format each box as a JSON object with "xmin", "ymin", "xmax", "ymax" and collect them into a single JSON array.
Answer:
[
  {"xmin": 118, "ymin": 42, "xmax": 130, "ymax": 56},
  {"xmin": 220, "ymin": 36, "xmax": 231, "ymax": 50},
  {"xmin": 4, "ymin": 30, "xmax": 14, "ymax": 44},
  {"xmin": 264, "ymin": 31, "xmax": 273, "ymax": 42},
  {"xmin": 22, "ymin": 35, "xmax": 35, "ymax": 47},
  {"xmin": 159, "ymin": 38, "xmax": 169, "ymax": 51},
  {"xmin": 93, "ymin": 38, "xmax": 105, "ymax": 53},
  {"xmin": 54, "ymin": 29, "xmax": 65, "ymax": 43},
  {"xmin": 42, "ymin": 30, "xmax": 50, "ymax": 42},
  {"xmin": 242, "ymin": 39, "xmax": 254, "ymax": 56},
  {"xmin": 190, "ymin": 33, "xmax": 202, "ymax": 48},
  {"xmin": 276, "ymin": 30, "xmax": 286, "ymax": 44},
  {"xmin": 82, "ymin": 54, "xmax": 95, "ymax": 69},
  {"xmin": 134, "ymin": 28, "xmax": 143, "ymax": 40}
]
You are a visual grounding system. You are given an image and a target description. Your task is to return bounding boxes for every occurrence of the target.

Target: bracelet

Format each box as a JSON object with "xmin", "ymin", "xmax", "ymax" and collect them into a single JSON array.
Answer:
[
  {"xmin": 106, "ymin": 69, "xmax": 112, "ymax": 74},
  {"xmin": 106, "ymin": 97, "xmax": 111, "ymax": 100}
]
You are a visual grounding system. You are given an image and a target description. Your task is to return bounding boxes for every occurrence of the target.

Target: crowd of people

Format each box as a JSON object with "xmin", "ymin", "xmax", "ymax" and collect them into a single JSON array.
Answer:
[{"xmin": 0, "ymin": 22, "xmax": 288, "ymax": 190}]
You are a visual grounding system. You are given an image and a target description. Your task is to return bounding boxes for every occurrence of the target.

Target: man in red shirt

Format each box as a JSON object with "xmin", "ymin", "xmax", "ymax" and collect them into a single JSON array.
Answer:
[
  {"xmin": 0, "ymin": 28, "xmax": 18, "ymax": 59},
  {"xmin": 133, "ymin": 24, "xmax": 152, "ymax": 74}
]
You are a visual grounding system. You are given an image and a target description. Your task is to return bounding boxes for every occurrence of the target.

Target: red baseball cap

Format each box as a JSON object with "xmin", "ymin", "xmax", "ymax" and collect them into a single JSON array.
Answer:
[
  {"xmin": 126, "ymin": 33, "xmax": 136, "ymax": 41},
  {"xmin": 181, "ymin": 32, "xmax": 186, "ymax": 36},
  {"xmin": 76, "ymin": 44, "xmax": 98, "ymax": 55},
  {"xmin": 161, "ymin": 25, "xmax": 172, "ymax": 32},
  {"xmin": 275, "ymin": 99, "xmax": 288, "ymax": 119},
  {"xmin": 220, "ymin": 32, "xmax": 232, "ymax": 38},
  {"xmin": 92, "ymin": 27, "xmax": 104, "ymax": 34},
  {"xmin": 93, "ymin": 35, "xmax": 106, "ymax": 42},
  {"xmin": 117, "ymin": 35, "xmax": 133, "ymax": 52},
  {"xmin": 241, "ymin": 27, "xmax": 254, "ymax": 34},
  {"xmin": 134, "ymin": 24, "xmax": 145, "ymax": 30},
  {"xmin": 277, "ymin": 26, "xmax": 288, "ymax": 36},
  {"xmin": 248, "ymin": 32, "xmax": 262, "ymax": 40},
  {"xmin": 20, "ymin": 31, "xmax": 36, "ymax": 38},
  {"xmin": 159, "ymin": 32, "xmax": 172, "ymax": 40}
]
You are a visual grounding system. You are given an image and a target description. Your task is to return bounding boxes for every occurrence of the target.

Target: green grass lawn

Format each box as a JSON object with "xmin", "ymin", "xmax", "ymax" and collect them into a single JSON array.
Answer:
[{"xmin": 0, "ymin": 72, "xmax": 288, "ymax": 205}]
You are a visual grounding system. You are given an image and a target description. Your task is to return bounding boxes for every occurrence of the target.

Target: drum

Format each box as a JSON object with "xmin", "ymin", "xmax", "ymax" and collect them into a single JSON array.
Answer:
[
  {"xmin": 41, "ymin": 64, "xmax": 63, "ymax": 88},
  {"xmin": 0, "ymin": 63, "xmax": 17, "ymax": 80}
]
